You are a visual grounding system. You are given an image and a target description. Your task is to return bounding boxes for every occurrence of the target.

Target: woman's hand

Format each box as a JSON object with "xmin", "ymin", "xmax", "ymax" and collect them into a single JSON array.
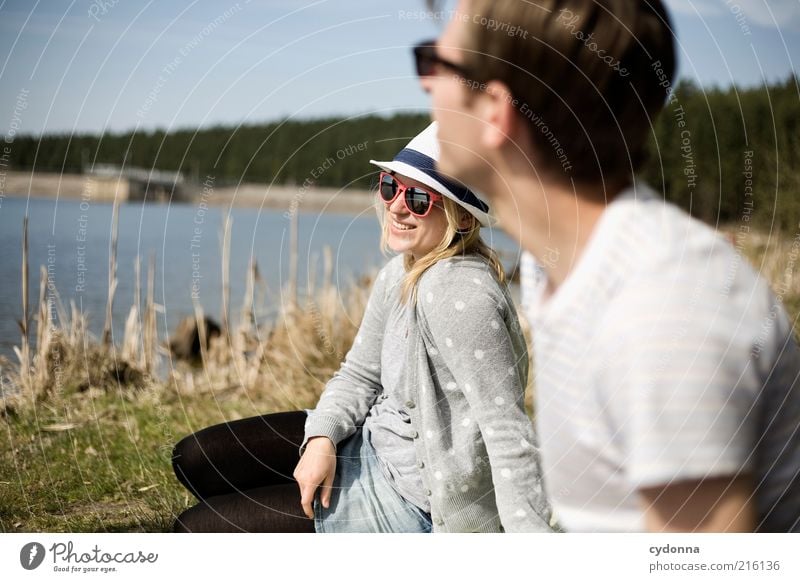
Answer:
[{"xmin": 293, "ymin": 436, "xmax": 337, "ymax": 519}]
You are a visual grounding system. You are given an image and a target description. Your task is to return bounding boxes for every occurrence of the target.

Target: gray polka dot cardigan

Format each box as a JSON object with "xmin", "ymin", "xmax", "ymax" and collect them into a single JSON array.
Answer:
[{"xmin": 303, "ymin": 254, "xmax": 553, "ymax": 532}]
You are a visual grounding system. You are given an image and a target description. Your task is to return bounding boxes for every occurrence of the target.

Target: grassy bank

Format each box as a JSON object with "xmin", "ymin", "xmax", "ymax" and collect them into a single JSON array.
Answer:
[
  {"xmin": 0, "ymin": 292, "xmax": 370, "ymax": 531},
  {"xmin": 1, "ymin": 217, "xmax": 798, "ymax": 532},
  {"xmin": 1, "ymin": 381, "xmax": 333, "ymax": 532}
]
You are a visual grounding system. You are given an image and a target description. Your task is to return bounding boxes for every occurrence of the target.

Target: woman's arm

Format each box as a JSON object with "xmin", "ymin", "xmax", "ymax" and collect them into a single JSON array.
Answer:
[
  {"xmin": 419, "ymin": 264, "xmax": 552, "ymax": 532},
  {"xmin": 294, "ymin": 260, "xmax": 397, "ymax": 517},
  {"xmin": 301, "ymin": 261, "xmax": 395, "ymax": 450}
]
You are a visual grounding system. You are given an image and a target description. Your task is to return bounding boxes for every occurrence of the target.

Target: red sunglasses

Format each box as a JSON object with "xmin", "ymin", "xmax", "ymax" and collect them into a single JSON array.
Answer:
[{"xmin": 379, "ymin": 172, "xmax": 443, "ymax": 217}]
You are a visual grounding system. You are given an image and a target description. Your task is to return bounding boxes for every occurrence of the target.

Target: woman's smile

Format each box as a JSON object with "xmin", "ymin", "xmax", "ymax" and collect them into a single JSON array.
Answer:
[{"xmin": 390, "ymin": 217, "xmax": 417, "ymax": 232}]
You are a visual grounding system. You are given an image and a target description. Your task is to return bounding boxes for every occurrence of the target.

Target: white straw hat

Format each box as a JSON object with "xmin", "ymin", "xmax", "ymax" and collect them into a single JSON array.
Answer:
[{"xmin": 369, "ymin": 122, "xmax": 495, "ymax": 227}]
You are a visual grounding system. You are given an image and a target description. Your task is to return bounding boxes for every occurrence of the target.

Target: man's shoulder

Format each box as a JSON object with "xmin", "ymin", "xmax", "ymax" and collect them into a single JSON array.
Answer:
[
  {"xmin": 600, "ymin": 190, "xmax": 792, "ymax": 341},
  {"xmin": 609, "ymin": 192, "xmax": 755, "ymax": 289},
  {"xmin": 611, "ymin": 188, "xmax": 726, "ymax": 264}
]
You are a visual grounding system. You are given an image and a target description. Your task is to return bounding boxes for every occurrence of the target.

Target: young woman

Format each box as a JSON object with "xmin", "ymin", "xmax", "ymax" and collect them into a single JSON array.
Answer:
[{"xmin": 171, "ymin": 123, "xmax": 551, "ymax": 533}]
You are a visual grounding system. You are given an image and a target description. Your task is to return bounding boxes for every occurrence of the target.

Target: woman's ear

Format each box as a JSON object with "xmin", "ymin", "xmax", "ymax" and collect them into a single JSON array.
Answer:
[{"xmin": 458, "ymin": 210, "xmax": 474, "ymax": 232}]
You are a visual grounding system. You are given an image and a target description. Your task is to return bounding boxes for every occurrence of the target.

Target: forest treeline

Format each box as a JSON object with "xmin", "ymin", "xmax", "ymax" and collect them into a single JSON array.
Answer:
[{"xmin": 9, "ymin": 75, "xmax": 800, "ymax": 229}]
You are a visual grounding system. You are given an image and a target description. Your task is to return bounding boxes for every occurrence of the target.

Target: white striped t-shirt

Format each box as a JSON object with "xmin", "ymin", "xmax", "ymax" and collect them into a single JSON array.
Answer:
[{"xmin": 521, "ymin": 183, "xmax": 800, "ymax": 532}]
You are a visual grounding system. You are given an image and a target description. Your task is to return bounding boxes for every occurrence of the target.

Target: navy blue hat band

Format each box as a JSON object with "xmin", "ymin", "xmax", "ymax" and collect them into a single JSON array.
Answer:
[{"xmin": 394, "ymin": 148, "xmax": 489, "ymax": 214}]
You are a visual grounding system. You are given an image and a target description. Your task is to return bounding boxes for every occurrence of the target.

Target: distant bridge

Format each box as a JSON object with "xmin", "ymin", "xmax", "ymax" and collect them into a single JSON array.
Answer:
[{"xmin": 85, "ymin": 164, "xmax": 188, "ymax": 202}]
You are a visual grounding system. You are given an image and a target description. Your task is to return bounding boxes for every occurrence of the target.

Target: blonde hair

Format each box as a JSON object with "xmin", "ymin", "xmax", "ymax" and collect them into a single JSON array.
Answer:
[{"xmin": 377, "ymin": 195, "xmax": 505, "ymax": 305}]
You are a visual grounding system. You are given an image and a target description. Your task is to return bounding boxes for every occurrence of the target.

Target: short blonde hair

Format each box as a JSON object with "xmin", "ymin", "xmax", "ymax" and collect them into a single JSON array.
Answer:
[{"xmin": 377, "ymin": 195, "xmax": 505, "ymax": 305}]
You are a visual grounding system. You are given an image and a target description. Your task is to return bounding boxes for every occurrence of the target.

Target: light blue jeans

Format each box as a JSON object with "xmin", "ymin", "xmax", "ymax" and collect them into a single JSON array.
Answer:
[{"xmin": 313, "ymin": 424, "xmax": 432, "ymax": 533}]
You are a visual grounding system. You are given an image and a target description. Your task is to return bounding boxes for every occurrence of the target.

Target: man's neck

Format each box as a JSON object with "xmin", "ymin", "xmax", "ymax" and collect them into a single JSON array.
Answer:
[{"xmin": 493, "ymin": 172, "xmax": 615, "ymax": 292}]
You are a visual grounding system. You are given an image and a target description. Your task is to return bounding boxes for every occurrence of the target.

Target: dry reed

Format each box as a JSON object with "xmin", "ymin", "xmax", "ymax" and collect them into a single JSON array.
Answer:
[
  {"xmin": 3, "ymin": 216, "xmax": 798, "ymax": 419},
  {"xmin": 102, "ymin": 197, "xmax": 120, "ymax": 346},
  {"xmin": 2, "ymin": 210, "xmax": 372, "ymax": 416},
  {"xmin": 15, "ymin": 216, "xmax": 31, "ymax": 395}
]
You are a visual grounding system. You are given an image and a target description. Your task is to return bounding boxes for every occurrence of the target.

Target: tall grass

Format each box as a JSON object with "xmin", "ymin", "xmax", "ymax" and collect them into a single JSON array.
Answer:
[{"xmin": 2, "ymin": 205, "xmax": 372, "ymax": 416}]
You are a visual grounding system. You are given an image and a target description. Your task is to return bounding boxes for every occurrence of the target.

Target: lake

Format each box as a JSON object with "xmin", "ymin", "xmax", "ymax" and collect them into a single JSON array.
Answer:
[{"xmin": 0, "ymin": 195, "xmax": 521, "ymax": 362}]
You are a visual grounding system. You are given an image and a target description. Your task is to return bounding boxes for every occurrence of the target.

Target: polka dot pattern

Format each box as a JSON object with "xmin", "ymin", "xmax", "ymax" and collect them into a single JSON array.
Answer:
[{"xmin": 326, "ymin": 254, "xmax": 541, "ymax": 530}]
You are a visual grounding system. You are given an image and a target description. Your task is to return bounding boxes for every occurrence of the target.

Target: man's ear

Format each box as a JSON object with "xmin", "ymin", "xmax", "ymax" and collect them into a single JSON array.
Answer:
[{"xmin": 478, "ymin": 80, "xmax": 517, "ymax": 150}]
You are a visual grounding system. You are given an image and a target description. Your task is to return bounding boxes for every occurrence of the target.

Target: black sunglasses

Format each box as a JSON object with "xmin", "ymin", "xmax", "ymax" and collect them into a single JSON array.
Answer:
[{"xmin": 413, "ymin": 39, "xmax": 476, "ymax": 82}]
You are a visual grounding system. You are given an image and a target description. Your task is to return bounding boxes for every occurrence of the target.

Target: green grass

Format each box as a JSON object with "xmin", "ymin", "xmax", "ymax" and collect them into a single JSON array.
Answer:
[{"xmin": 0, "ymin": 387, "xmax": 298, "ymax": 532}]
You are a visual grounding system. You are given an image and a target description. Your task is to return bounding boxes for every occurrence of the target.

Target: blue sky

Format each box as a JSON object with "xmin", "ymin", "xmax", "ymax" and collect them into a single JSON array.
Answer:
[{"xmin": 0, "ymin": 0, "xmax": 798, "ymax": 136}]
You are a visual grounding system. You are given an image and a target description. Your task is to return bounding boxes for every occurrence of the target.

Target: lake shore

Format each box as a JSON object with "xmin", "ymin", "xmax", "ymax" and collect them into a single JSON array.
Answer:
[{"xmin": 0, "ymin": 170, "xmax": 377, "ymax": 215}]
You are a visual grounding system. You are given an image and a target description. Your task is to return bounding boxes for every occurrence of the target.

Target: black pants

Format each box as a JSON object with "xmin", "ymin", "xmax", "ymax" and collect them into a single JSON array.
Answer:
[{"xmin": 171, "ymin": 410, "xmax": 315, "ymax": 532}]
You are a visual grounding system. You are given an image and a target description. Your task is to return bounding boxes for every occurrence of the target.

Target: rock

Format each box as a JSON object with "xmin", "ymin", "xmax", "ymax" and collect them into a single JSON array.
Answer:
[{"xmin": 168, "ymin": 316, "xmax": 221, "ymax": 360}]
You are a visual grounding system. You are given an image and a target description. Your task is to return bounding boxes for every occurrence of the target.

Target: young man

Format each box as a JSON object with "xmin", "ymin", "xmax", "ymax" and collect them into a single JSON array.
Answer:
[{"xmin": 417, "ymin": 0, "xmax": 800, "ymax": 532}]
